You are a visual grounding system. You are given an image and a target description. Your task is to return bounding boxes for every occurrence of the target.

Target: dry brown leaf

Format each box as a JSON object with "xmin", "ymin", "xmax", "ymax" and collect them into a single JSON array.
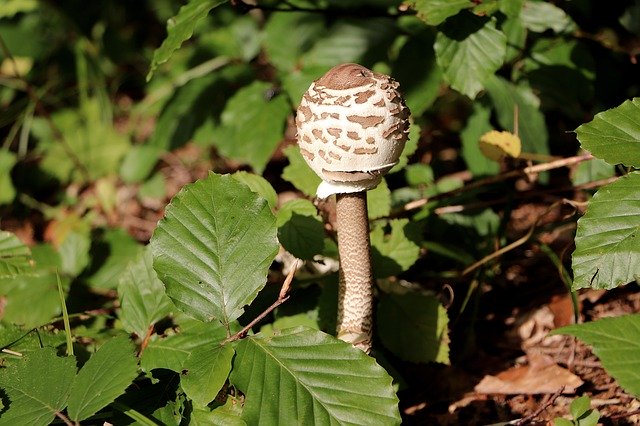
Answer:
[{"xmin": 474, "ymin": 353, "xmax": 583, "ymax": 395}]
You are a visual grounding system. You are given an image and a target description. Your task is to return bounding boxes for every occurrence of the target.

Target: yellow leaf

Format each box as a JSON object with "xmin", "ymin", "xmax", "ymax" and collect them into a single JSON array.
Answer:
[{"xmin": 479, "ymin": 130, "xmax": 522, "ymax": 161}]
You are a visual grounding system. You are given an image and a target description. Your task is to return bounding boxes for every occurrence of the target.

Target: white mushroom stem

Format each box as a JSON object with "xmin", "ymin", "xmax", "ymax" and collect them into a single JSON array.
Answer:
[{"xmin": 335, "ymin": 192, "xmax": 374, "ymax": 352}]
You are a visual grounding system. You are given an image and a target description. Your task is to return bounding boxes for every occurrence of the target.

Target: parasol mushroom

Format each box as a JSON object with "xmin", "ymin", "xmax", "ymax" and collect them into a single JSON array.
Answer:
[{"xmin": 295, "ymin": 63, "xmax": 410, "ymax": 353}]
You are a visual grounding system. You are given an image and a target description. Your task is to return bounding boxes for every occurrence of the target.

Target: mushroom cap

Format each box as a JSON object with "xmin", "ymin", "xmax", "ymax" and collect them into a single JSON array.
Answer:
[{"xmin": 296, "ymin": 63, "xmax": 410, "ymax": 198}]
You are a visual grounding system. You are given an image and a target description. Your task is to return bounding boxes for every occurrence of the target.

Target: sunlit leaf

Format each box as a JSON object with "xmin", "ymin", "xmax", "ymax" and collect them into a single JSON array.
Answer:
[
  {"xmin": 403, "ymin": 0, "xmax": 473, "ymax": 26},
  {"xmin": 141, "ymin": 319, "xmax": 230, "ymax": 372},
  {"xmin": 520, "ymin": 0, "xmax": 575, "ymax": 33},
  {"xmin": 151, "ymin": 173, "xmax": 278, "ymax": 326},
  {"xmin": 367, "ymin": 179, "xmax": 391, "ymax": 220},
  {"xmin": 0, "ymin": 150, "xmax": 17, "ymax": 204},
  {"xmin": 575, "ymin": 97, "xmax": 640, "ymax": 167},
  {"xmin": 264, "ymin": 12, "xmax": 324, "ymax": 72},
  {"xmin": 67, "ymin": 335, "xmax": 139, "ymax": 422},
  {"xmin": 37, "ymin": 99, "xmax": 130, "ymax": 184},
  {"xmin": 304, "ymin": 19, "xmax": 396, "ymax": 68},
  {"xmin": 282, "ymin": 145, "xmax": 322, "ymax": 197},
  {"xmin": 371, "ymin": 219, "xmax": 421, "ymax": 278},
  {"xmin": 572, "ymin": 172, "xmax": 640, "ymax": 290},
  {"xmin": 0, "ymin": 0, "xmax": 38, "ymax": 18},
  {"xmin": 553, "ymin": 313, "xmax": 640, "ymax": 397},
  {"xmin": 377, "ymin": 292, "xmax": 450, "ymax": 364},
  {"xmin": 118, "ymin": 248, "xmax": 174, "ymax": 339},
  {"xmin": 479, "ymin": 130, "xmax": 522, "ymax": 161},
  {"xmin": 0, "ymin": 348, "xmax": 76, "ymax": 426},
  {"xmin": 231, "ymin": 171, "xmax": 278, "ymax": 210},
  {"xmin": 0, "ymin": 231, "xmax": 33, "ymax": 278},
  {"xmin": 434, "ymin": 12, "xmax": 506, "ymax": 98},
  {"xmin": 147, "ymin": 0, "xmax": 228, "ymax": 80},
  {"xmin": 230, "ymin": 327, "xmax": 401, "ymax": 425},
  {"xmin": 181, "ymin": 344, "xmax": 234, "ymax": 406},
  {"xmin": 212, "ymin": 81, "xmax": 290, "ymax": 173}
]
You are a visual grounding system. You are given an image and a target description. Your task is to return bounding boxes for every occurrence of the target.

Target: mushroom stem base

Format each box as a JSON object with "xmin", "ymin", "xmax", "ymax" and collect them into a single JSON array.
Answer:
[{"xmin": 335, "ymin": 191, "xmax": 374, "ymax": 353}]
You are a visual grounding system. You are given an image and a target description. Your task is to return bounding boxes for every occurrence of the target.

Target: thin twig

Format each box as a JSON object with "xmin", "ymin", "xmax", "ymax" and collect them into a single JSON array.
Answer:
[
  {"xmin": 54, "ymin": 411, "xmax": 75, "ymax": 426},
  {"xmin": 514, "ymin": 386, "xmax": 565, "ymax": 426},
  {"xmin": 222, "ymin": 261, "xmax": 298, "ymax": 344},
  {"xmin": 461, "ymin": 198, "xmax": 571, "ymax": 276},
  {"xmin": 610, "ymin": 408, "xmax": 640, "ymax": 420},
  {"xmin": 401, "ymin": 153, "xmax": 595, "ymax": 213},
  {"xmin": 137, "ymin": 324, "xmax": 155, "ymax": 357}
]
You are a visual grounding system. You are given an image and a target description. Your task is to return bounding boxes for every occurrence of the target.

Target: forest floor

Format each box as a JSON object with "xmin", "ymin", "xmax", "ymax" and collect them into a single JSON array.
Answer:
[{"xmin": 4, "ymin": 142, "xmax": 638, "ymax": 426}]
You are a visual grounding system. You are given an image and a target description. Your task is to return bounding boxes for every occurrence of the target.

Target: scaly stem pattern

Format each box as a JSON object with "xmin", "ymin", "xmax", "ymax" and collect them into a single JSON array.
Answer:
[{"xmin": 335, "ymin": 192, "xmax": 374, "ymax": 353}]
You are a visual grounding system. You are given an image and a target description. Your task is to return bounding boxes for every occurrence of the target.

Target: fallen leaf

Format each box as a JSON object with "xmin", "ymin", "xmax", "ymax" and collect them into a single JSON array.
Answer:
[{"xmin": 474, "ymin": 353, "xmax": 583, "ymax": 394}]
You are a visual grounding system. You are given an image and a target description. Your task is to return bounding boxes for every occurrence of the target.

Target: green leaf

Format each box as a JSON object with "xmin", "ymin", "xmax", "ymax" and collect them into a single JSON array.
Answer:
[
  {"xmin": 277, "ymin": 199, "xmax": 325, "ymax": 260},
  {"xmin": 261, "ymin": 312, "xmax": 320, "ymax": 336},
  {"xmin": 570, "ymin": 396, "xmax": 591, "ymax": 419},
  {"xmin": 554, "ymin": 418, "xmax": 573, "ymax": 426},
  {"xmin": 575, "ymin": 98, "xmax": 640, "ymax": 167},
  {"xmin": 87, "ymin": 228, "xmax": 143, "ymax": 290},
  {"xmin": 0, "ymin": 150, "xmax": 17, "ymax": 204},
  {"xmin": 118, "ymin": 248, "xmax": 174, "ymax": 339},
  {"xmin": 0, "ymin": 0, "xmax": 38, "ymax": 18},
  {"xmin": 460, "ymin": 102, "xmax": 500, "ymax": 176},
  {"xmin": 230, "ymin": 327, "xmax": 401, "ymax": 425},
  {"xmin": 58, "ymin": 230, "xmax": 91, "ymax": 277},
  {"xmin": 391, "ymin": 121, "xmax": 421, "ymax": 173},
  {"xmin": 571, "ymin": 157, "xmax": 615, "ymax": 186},
  {"xmin": 141, "ymin": 319, "xmax": 229, "ymax": 372},
  {"xmin": 392, "ymin": 33, "xmax": 442, "ymax": 116},
  {"xmin": 181, "ymin": 344, "xmax": 234, "ymax": 406},
  {"xmin": 0, "ymin": 244, "xmax": 67, "ymax": 328},
  {"xmin": 119, "ymin": 145, "xmax": 164, "ymax": 184},
  {"xmin": 147, "ymin": 0, "xmax": 228, "ymax": 80},
  {"xmin": 150, "ymin": 66, "xmax": 252, "ymax": 152},
  {"xmin": 212, "ymin": 81, "xmax": 290, "ymax": 173},
  {"xmin": 520, "ymin": 0, "xmax": 575, "ymax": 33},
  {"xmin": 0, "ymin": 231, "xmax": 33, "ymax": 278},
  {"xmin": 0, "ymin": 348, "xmax": 76, "ymax": 426},
  {"xmin": 377, "ymin": 292, "xmax": 450, "ymax": 364},
  {"xmin": 231, "ymin": 171, "xmax": 278, "ymax": 210},
  {"xmin": 138, "ymin": 172, "xmax": 167, "ymax": 200},
  {"xmin": 151, "ymin": 173, "xmax": 279, "ymax": 325},
  {"xmin": 264, "ymin": 12, "xmax": 324, "ymax": 72},
  {"xmin": 371, "ymin": 219, "xmax": 421, "ymax": 278},
  {"xmin": 304, "ymin": 19, "xmax": 397, "ymax": 68},
  {"xmin": 572, "ymin": 172, "xmax": 640, "ymax": 290},
  {"xmin": 521, "ymin": 38, "xmax": 595, "ymax": 115},
  {"xmin": 367, "ymin": 179, "xmax": 391, "ymax": 220},
  {"xmin": 404, "ymin": 0, "xmax": 473, "ymax": 26},
  {"xmin": 484, "ymin": 75, "xmax": 549, "ymax": 156},
  {"xmin": 192, "ymin": 401, "xmax": 246, "ymax": 426},
  {"xmin": 67, "ymin": 335, "xmax": 139, "ymax": 421},
  {"xmin": 553, "ymin": 313, "xmax": 640, "ymax": 397},
  {"xmin": 37, "ymin": 99, "xmax": 130, "ymax": 184},
  {"xmin": 434, "ymin": 12, "xmax": 506, "ymax": 98},
  {"xmin": 282, "ymin": 145, "xmax": 322, "ymax": 197}
]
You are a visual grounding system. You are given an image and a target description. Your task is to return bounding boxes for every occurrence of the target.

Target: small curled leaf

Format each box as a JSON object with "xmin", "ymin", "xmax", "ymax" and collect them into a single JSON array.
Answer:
[{"xmin": 479, "ymin": 130, "xmax": 522, "ymax": 161}]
